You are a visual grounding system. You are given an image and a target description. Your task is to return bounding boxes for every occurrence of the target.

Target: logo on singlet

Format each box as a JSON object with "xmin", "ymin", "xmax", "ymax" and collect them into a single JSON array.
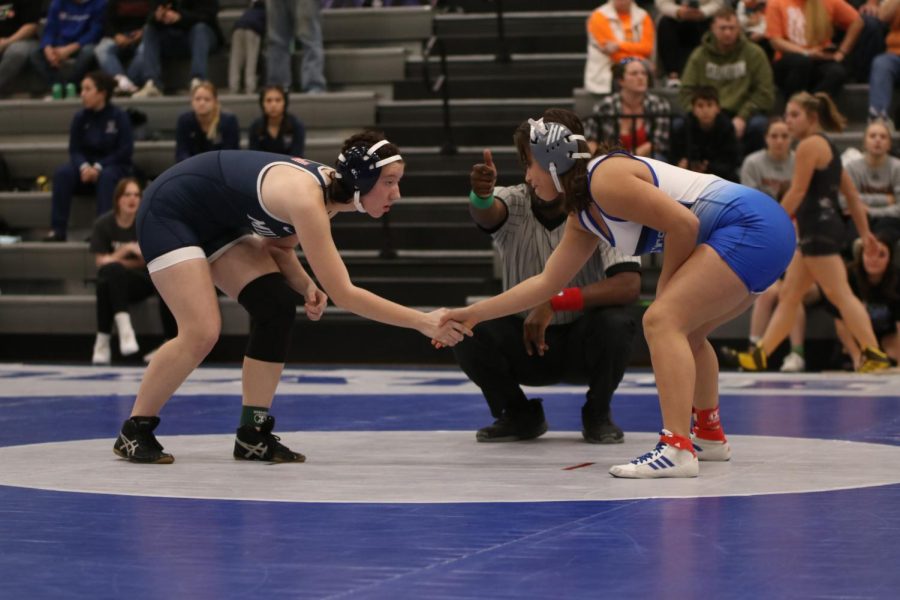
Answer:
[{"xmin": 247, "ymin": 214, "xmax": 277, "ymax": 237}]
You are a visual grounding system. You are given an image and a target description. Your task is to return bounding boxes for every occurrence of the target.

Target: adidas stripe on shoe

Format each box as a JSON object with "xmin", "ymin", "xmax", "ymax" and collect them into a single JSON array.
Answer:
[{"xmin": 609, "ymin": 429, "xmax": 699, "ymax": 479}]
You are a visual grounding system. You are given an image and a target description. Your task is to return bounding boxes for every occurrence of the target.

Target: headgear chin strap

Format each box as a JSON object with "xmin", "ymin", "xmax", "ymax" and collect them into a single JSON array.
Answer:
[
  {"xmin": 528, "ymin": 118, "xmax": 591, "ymax": 194},
  {"xmin": 335, "ymin": 139, "xmax": 403, "ymax": 213}
]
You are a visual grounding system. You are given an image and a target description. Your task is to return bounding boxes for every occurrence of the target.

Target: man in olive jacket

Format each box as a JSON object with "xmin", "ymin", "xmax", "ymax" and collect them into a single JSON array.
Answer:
[{"xmin": 679, "ymin": 7, "xmax": 774, "ymax": 155}]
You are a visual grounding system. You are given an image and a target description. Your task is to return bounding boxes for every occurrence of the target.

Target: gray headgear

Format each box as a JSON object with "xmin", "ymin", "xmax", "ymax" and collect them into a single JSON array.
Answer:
[{"xmin": 528, "ymin": 117, "xmax": 591, "ymax": 194}]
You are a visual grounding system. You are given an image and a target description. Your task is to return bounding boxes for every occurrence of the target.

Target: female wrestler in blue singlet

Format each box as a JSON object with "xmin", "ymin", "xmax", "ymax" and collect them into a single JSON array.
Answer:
[
  {"xmin": 114, "ymin": 133, "xmax": 471, "ymax": 464},
  {"xmin": 442, "ymin": 108, "xmax": 796, "ymax": 478}
]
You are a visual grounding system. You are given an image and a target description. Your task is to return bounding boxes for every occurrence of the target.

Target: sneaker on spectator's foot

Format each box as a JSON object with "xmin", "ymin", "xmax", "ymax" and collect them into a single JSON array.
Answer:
[
  {"xmin": 114, "ymin": 74, "xmax": 138, "ymax": 95},
  {"xmin": 780, "ymin": 351, "xmax": 805, "ymax": 373},
  {"xmin": 582, "ymin": 407, "xmax": 624, "ymax": 444},
  {"xmin": 858, "ymin": 346, "xmax": 891, "ymax": 373},
  {"xmin": 115, "ymin": 312, "xmax": 139, "ymax": 356},
  {"xmin": 190, "ymin": 78, "xmax": 203, "ymax": 92},
  {"xmin": 609, "ymin": 430, "xmax": 699, "ymax": 478},
  {"xmin": 92, "ymin": 333, "xmax": 111, "ymax": 365},
  {"xmin": 691, "ymin": 433, "xmax": 732, "ymax": 461},
  {"xmin": 50, "ymin": 83, "xmax": 63, "ymax": 100},
  {"xmin": 42, "ymin": 230, "xmax": 66, "ymax": 242},
  {"xmin": 65, "ymin": 83, "xmax": 77, "ymax": 99},
  {"xmin": 666, "ymin": 76, "xmax": 681, "ymax": 89},
  {"xmin": 234, "ymin": 415, "xmax": 306, "ymax": 462},
  {"xmin": 113, "ymin": 416, "xmax": 174, "ymax": 464},
  {"xmin": 133, "ymin": 80, "xmax": 162, "ymax": 98},
  {"xmin": 476, "ymin": 398, "xmax": 548, "ymax": 443}
]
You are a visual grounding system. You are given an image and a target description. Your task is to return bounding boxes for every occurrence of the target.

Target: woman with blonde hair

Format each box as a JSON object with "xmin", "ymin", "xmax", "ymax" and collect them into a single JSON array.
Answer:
[
  {"xmin": 765, "ymin": 0, "xmax": 863, "ymax": 98},
  {"xmin": 730, "ymin": 92, "xmax": 891, "ymax": 372},
  {"xmin": 174, "ymin": 81, "xmax": 240, "ymax": 162}
]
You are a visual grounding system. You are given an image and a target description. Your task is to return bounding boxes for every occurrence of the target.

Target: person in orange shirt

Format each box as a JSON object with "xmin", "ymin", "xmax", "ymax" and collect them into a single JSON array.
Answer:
[
  {"xmin": 583, "ymin": 0, "xmax": 654, "ymax": 94},
  {"xmin": 765, "ymin": 0, "xmax": 863, "ymax": 99}
]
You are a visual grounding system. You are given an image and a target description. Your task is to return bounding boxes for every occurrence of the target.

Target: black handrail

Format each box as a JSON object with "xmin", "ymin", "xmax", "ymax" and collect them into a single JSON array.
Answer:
[
  {"xmin": 490, "ymin": 0, "xmax": 511, "ymax": 63},
  {"xmin": 422, "ymin": 33, "xmax": 457, "ymax": 156}
]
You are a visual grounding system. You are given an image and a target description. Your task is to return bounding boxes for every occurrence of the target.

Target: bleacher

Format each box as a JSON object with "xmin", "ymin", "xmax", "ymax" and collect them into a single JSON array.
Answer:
[{"xmin": 0, "ymin": 2, "xmax": 867, "ymax": 366}]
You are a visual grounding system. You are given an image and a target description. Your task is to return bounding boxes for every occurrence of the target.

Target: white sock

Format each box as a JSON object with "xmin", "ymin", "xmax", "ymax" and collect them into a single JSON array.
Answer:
[
  {"xmin": 115, "ymin": 312, "xmax": 139, "ymax": 356},
  {"xmin": 92, "ymin": 333, "xmax": 111, "ymax": 365}
]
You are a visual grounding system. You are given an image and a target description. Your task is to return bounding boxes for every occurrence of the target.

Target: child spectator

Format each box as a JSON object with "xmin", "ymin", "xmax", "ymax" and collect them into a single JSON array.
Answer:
[
  {"xmin": 94, "ymin": 0, "xmax": 153, "ymax": 96},
  {"xmin": 45, "ymin": 71, "xmax": 133, "ymax": 242},
  {"xmin": 228, "ymin": 0, "xmax": 265, "ymax": 94},
  {"xmin": 91, "ymin": 177, "xmax": 177, "ymax": 364},
  {"xmin": 175, "ymin": 80, "xmax": 239, "ymax": 162},
  {"xmin": 29, "ymin": 0, "xmax": 107, "ymax": 100},
  {"xmin": 0, "ymin": 0, "xmax": 41, "ymax": 97},
  {"xmin": 583, "ymin": 0, "xmax": 654, "ymax": 94},
  {"xmin": 248, "ymin": 85, "xmax": 305, "ymax": 155},
  {"xmin": 671, "ymin": 86, "xmax": 739, "ymax": 181}
]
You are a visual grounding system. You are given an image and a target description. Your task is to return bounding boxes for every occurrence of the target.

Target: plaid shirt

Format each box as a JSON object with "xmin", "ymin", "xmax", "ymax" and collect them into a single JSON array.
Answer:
[{"xmin": 583, "ymin": 93, "xmax": 672, "ymax": 158}]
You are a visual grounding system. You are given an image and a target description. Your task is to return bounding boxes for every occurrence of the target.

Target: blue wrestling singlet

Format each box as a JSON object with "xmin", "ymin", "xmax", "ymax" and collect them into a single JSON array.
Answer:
[
  {"xmin": 136, "ymin": 150, "xmax": 332, "ymax": 267},
  {"xmin": 579, "ymin": 152, "xmax": 796, "ymax": 293}
]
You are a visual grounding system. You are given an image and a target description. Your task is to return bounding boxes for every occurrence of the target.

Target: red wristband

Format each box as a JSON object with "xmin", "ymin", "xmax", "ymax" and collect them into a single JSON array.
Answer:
[{"xmin": 550, "ymin": 287, "xmax": 584, "ymax": 312}]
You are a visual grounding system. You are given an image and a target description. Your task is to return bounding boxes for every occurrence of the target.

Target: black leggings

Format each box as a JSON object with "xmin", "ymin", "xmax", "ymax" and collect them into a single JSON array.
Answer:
[{"xmin": 95, "ymin": 262, "xmax": 177, "ymax": 338}]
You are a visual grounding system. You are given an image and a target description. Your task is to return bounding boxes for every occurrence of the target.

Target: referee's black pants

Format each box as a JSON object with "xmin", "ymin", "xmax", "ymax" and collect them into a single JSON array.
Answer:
[{"xmin": 452, "ymin": 305, "xmax": 637, "ymax": 422}]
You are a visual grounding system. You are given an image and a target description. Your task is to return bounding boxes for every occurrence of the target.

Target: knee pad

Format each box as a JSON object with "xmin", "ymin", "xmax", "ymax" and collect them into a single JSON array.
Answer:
[{"xmin": 237, "ymin": 273, "xmax": 302, "ymax": 363}]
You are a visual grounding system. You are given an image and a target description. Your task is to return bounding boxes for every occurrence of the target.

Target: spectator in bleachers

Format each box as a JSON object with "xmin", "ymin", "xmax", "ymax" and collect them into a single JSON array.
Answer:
[
  {"xmin": 583, "ymin": 58, "xmax": 671, "ymax": 159},
  {"xmin": 248, "ymin": 85, "xmax": 305, "ymax": 155},
  {"xmin": 0, "ymin": 1, "xmax": 41, "ymax": 97},
  {"xmin": 830, "ymin": 231, "xmax": 900, "ymax": 367},
  {"xmin": 679, "ymin": 8, "xmax": 774, "ymax": 155},
  {"xmin": 93, "ymin": 0, "xmax": 153, "ymax": 96},
  {"xmin": 670, "ymin": 86, "xmax": 740, "ymax": 180},
  {"xmin": 131, "ymin": 0, "xmax": 223, "ymax": 98},
  {"xmin": 45, "ymin": 70, "xmax": 133, "ymax": 242},
  {"xmin": 868, "ymin": 0, "xmax": 900, "ymax": 124},
  {"xmin": 765, "ymin": 0, "xmax": 863, "ymax": 100},
  {"xmin": 266, "ymin": 0, "xmax": 327, "ymax": 94},
  {"xmin": 738, "ymin": 116, "xmax": 808, "ymax": 371},
  {"xmin": 228, "ymin": 0, "xmax": 265, "ymax": 94},
  {"xmin": 583, "ymin": 0, "xmax": 655, "ymax": 95},
  {"xmin": 175, "ymin": 80, "xmax": 239, "ymax": 162},
  {"xmin": 90, "ymin": 177, "xmax": 177, "ymax": 365},
  {"xmin": 736, "ymin": 0, "xmax": 769, "ymax": 49},
  {"xmin": 844, "ymin": 120, "xmax": 900, "ymax": 232},
  {"xmin": 30, "ymin": 0, "xmax": 107, "ymax": 100},
  {"xmin": 655, "ymin": 0, "xmax": 725, "ymax": 88}
]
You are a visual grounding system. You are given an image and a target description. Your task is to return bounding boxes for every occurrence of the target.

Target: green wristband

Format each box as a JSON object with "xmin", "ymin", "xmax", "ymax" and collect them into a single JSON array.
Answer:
[{"xmin": 468, "ymin": 189, "xmax": 495, "ymax": 209}]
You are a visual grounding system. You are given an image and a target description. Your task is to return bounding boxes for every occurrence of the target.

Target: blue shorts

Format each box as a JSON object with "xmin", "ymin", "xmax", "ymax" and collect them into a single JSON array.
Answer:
[{"xmin": 693, "ymin": 180, "xmax": 795, "ymax": 293}]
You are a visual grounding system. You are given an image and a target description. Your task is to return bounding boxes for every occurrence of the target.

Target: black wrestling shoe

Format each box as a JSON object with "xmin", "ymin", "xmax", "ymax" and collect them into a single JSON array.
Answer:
[
  {"xmin": 234, "ymin": 415, "xmax": 306, "ymax": 462},
  {"xmin": 582, "ymin": 411, "xmax": 624, "ymax": 444},
  {"xmin": 476, "ymin": 398, "xmax": 548, "ymax": 443},
  {"xmin": 113, "ymin": 416, "xmax": 174, "ymax": 464}
]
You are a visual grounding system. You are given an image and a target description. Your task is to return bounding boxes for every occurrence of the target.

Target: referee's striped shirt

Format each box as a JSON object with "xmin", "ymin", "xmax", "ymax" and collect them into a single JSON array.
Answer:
[{"xmin": 489, "ymin": 183, "xmax": 642, "ymax": 326}]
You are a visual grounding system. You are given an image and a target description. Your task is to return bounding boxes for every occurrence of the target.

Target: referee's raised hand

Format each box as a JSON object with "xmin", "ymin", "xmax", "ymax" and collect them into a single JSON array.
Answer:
[{"xmin": 470, "ymin": 148, "xmax": 497, "ymax": 199}]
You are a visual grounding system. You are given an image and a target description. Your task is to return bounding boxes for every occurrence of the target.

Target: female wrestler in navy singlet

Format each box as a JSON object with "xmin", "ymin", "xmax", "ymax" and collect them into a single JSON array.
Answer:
[
  {"xmin": 113, "ymin": 133, "xmax": 471, "ymax": 464},
  {"xmin": 442, "ymin": 108, "xmax": 796, "ymax": 478}
]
